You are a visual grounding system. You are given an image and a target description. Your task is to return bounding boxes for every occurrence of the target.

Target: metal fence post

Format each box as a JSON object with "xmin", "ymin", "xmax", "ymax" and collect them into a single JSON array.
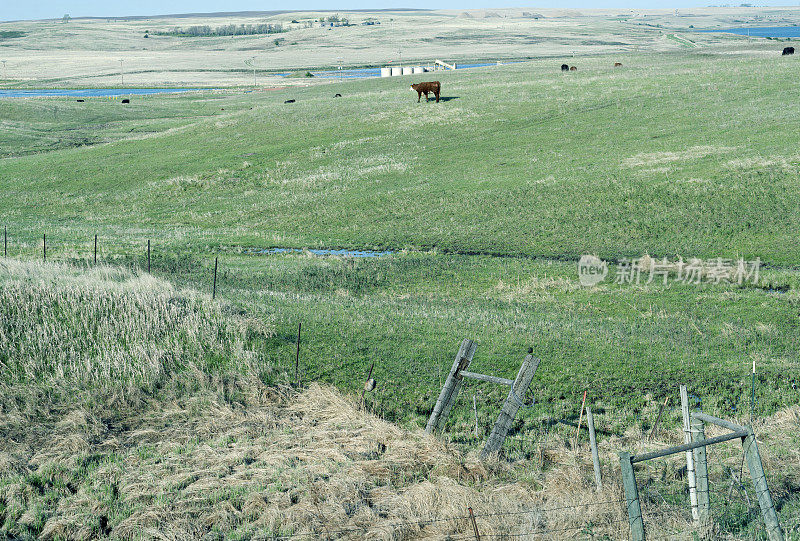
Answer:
[
  {"xmin": 620, "ymin": 451, "xmax": 645, "ymax": 541},
  {"xmin": 212, "ymin": 256, "xmax": 218, "ymax": 299}
]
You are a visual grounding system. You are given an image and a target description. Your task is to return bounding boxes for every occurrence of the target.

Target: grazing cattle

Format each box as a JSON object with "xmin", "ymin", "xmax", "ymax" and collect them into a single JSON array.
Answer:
[
  {"xmin": 569, "ymin": 66, "xmax": 577, "ymax": 71},
  {"xmin": 284, "ymin": 99, "xmax": 296, "ymax": 104},
  {"xmin": 561, "ymin": 64, "xmax": 569, "ymax": 71},
  {"xmin": 334, "ymin": 93, "xmax": 342, "ymax": 97},
  {"xmin": 121, "ymin": 99, "xmax": 130, "ymax": 104},
  {"xmin": 411, "ymin": 81, "xmax": 441, "ymax": 103},
  {"xmin": 614, "ymin": 62, "xmax": 623, "ymax": 67},
  {"xmin": 783, "ymin": 47, "xmax": 795, "ymax": 56},
  {"xmin": 76, "ymin": 99, "xmax": 84, "ymax": 102}
]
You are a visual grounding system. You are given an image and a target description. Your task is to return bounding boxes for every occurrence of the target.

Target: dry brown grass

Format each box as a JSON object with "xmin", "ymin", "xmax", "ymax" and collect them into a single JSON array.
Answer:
[
  {"xmin": 2, "ymin": 260, "xmax": 798, "ymax": 540},
  {"xmin": 2, "ymin": 380, "xmax": 637, "ymax": 540}
]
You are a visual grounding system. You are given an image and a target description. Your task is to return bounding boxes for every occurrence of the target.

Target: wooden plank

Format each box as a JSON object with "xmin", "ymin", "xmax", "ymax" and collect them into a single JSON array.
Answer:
[
  {"xmin": 587, "ymin": 407, "xmax": 602, "ymax": 491},
  {"xmin": 681, "ymin": 385, "xmax": 699, "ymax": 521},
  {"xmin": 692, "ymin": 412, "xmax": 746, "ymax": 433},
  {"xmin": 460, "ymin": 370, "xmax": 513, "ymax": 386},
  {"xmin": 480, "ymin": 355, "xmax": 539, "ymax": 458},
  {"xmin": 425, "ymin": 339, "xmax": 476, "ymax": 434},
  {"xmin": 620, "ymin": 451, "xmax": 646, "ymax": 541},
  {"xmin": 691, "ymin": 416, "xmax": 710, "ymax": 523},
  {"xmin": 631, "ymin": 430, "xmax": 747, "ymax": 463},
  {"xmin": 743, "ymin": 430, "xmax": 784, "ymax": 541}
]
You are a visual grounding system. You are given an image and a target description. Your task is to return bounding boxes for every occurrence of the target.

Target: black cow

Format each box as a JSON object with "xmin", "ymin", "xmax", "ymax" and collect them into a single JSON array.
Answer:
[
  {"xmin": 284, "ymin": 99, "xmax": 296, "ymax": 104},
  {"xmin": 783, "ymin": 47, "xmax": 795, "ymax": 56},
  {"xmin": 334, "ymin": 93, "xmax": 342, "ymax": 97},
  {"xmin": 561, "ymin": 64, "xmax": 569, "ymax": 71},
  {"xmin": 121, "ymin": 99, "xmax": 130, "ymax": 104}
]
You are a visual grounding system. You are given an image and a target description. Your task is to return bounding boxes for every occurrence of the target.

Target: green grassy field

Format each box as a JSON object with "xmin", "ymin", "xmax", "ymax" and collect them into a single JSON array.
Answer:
[
  {"xmin": 3, "ymin": 50, "xmax": 800, "ymax": 416},
  {"xmin": 3, "ymin": 37, "xmax": 800, "ymax": 539}
]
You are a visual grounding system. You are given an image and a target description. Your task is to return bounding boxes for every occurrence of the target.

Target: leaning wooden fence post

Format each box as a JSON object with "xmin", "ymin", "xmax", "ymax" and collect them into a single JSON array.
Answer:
[
  {"xmin": 690, "ymin": 414, "xmax": 710, "ymax": 524},
  {"xmin": 93, "ymin": 234, "xmax": 97, "ymax": 264},
  {"xmin": 3, "ymin": 225, "xmax": 7, "ymax": 257},
  {"xmin": 480, "ymin": 354, "xmax": 540, "ymax": 458},
  {"xmin": 147, "ymin": 240, "xmax": 151, "ymax": 273},
  {"xmin": 681, "ymin": 385, "xmax": 699, "ymax": 521},
  {"xmin": 212, "ymin": 257, "xmax": 218, "ymax": 299},
  {"xmin": 425, "ymin": 339, "xmax": 476, "ymax": 434},
  {"xmin": 619, "ymin": 451, "xmax": 646, "ymax": 541},
  {"xmin": 587, "ymin": 406, "xmax": 602, "ymax": 491},
  {"xmin": 743, "ymin": 429, "xmax": 784, "ymax": 541}
]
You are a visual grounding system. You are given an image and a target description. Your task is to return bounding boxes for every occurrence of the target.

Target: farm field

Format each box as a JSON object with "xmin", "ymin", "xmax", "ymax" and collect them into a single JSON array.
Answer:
[
  {"xmin": 2, "ymin": 8, "xmax": 800, "ymax": 540},
  {"xmin": 1, "ymin": 7, "xmax": 799, "ymax": 88}
]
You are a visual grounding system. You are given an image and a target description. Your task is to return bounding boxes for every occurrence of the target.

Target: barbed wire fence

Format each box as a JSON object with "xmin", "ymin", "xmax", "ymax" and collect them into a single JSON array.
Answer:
[{"xmin": 3, "ymin": 228, "xmax": 800, "ymax": 540}]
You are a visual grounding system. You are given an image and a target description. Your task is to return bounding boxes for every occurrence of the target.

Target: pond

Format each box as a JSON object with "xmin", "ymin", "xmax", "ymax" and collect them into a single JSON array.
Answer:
[
  {"xmin": 252, "ymin": 247, "xmax": 394, "ymax": 258},
  {"xmin": 0, "ymin": 88, "xmax": 198, "ymax": 99},
  {"xmin": 698, "ymin": 26, "xmax": 800, "ymax": 38}
]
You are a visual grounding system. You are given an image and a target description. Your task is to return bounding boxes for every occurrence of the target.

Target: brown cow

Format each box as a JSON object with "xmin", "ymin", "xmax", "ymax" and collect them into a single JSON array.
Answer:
[
  {"xmin": 411, "ymin": 81, "xmax": 441, "ymax": 103},
  {"xmin": 614, "ymin": 62, "xmax": 623, "ymax": 67},
  {"xmin": 569, "ymin": 66, "xmax": 577, "ymax": 71}
]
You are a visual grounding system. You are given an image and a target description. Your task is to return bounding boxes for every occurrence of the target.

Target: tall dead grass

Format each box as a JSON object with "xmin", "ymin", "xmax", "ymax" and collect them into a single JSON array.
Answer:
[{"xmin": 1, "ymin": 259, "xmax": 797, "ymax": 539}]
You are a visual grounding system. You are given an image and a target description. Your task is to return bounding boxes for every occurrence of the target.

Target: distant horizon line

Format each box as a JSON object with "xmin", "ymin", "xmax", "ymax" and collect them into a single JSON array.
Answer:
[{"xmin": 3, "ymin": 4, "xmax": 800, "ymax": 24}]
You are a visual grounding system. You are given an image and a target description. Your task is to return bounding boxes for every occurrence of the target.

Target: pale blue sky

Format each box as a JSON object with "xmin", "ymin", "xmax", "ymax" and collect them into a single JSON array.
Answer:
[{"xmin": 1, "ymin": 1, "xmax": 798, "ymax": 23}]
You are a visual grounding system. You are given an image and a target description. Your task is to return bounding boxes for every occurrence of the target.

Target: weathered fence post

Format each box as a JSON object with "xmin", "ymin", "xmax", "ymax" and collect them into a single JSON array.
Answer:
[
  {"xmin": 743, "ymin": 429, "xmax": 784, "ymax": 541},
  {"xmin": 212, "ymin": 257, "xmax": 218, "ymax": 299},
  {"xmin": 147, "ymin": 239, "xmax": 151, "ymax": 273},
  {"xmin": 480, "ymin": 354, "xmax": 540, "ymax": 458},
  {"xmin": 690, "ymin": 414, "xmax": 710, "ymax": 524},
  {"xmin": 425, "ymin": 339, "xmax": 476, "ymax": 434},
  {"xmin": 648, "ymin": 396, "xmax": 669, "ymax": 441},
  {"xmin": 294, "ymin": 322, "xmax": 301, "ymax": 387},
  {"xmin": 42, "ymin": 233, "xmax": 46, "ymax": 262},
  {"xmin": 94, "ymin": 234, "xmax": 97, "ymax": 264},
  {"xmin": 620, "ymin": 451, "xmax": 645, "ymax": 541},
  {"xmin": 3, "ymin": 225, "xmax": 7, "ymax": 257},
  {"xmin": 587, "ymin": 406, "xmax": 602, "ymax": 491},
  {"xmin": 681, "ymin": 385, "xmax": 699, "ymax": 521}
]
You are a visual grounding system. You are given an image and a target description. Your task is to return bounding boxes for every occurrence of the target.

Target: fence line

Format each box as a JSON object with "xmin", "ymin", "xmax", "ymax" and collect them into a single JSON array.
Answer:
[{"xmin": 3, "ymin": 229, "xmax": 798, "ymax": 539}]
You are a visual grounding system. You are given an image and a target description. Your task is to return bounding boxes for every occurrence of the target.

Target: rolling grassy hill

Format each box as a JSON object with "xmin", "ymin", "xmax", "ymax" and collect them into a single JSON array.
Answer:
[
  {"xmin": 2, "ymin": 51, "xmax": 800, "ymax": 263},
  {"xmin": 2, "ymin": 51, "xmax": 800, "ymax": 420},
  {"xmin": 3, "ymin": 45, "xmax": 800, "ymax": 538},
  {"xmin": 1, "ymin": 258, "xmax": 798, "ymax": 539}
]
